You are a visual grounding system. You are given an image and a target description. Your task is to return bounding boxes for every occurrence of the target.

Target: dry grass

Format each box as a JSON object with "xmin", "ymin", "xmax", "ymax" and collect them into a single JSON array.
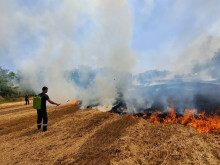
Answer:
[
  {"xmin": 0, "ymin": 101, "xmax": 219, "ymax": 165},
  {"xmin": 0, "ymin": 97, "xmax": 30, "ymax": 104}
]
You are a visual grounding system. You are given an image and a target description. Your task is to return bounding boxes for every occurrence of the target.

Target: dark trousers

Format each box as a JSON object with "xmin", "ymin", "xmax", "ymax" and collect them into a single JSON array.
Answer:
[
  {"xmin": 25, "ymin": 99, "xmax": 29, "ymax": 105},
  {"xmin": 37, "ymin": 109, "xmax": 48, "ymax": 131}
]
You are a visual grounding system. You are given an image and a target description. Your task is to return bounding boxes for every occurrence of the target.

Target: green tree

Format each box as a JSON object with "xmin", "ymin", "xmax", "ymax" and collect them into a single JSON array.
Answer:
[{"xmin": 0, "ymin": 67, "xmax": 16, "ymax": 97}]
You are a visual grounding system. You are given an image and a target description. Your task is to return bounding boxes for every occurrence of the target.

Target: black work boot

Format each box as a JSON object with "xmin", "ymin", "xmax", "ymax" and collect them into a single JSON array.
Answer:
[
  {"xmin": 43, "ymin": 126, "xmax": 47, "ymax": 132},
  {"xmin": 37, "ymin": 124, "xmax": 41, "ymax": 130}
]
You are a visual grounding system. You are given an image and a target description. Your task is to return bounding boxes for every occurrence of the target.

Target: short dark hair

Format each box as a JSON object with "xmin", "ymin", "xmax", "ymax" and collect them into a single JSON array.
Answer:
[{"xmin": 42, "ymin": 86, "xmax": 48, "ymax": 91}]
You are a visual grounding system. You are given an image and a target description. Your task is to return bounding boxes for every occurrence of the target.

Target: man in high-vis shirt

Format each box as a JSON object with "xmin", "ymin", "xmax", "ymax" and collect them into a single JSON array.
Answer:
[{"xmin": 37, "ymin": 86, "xmax": 60, "ymax": 132}]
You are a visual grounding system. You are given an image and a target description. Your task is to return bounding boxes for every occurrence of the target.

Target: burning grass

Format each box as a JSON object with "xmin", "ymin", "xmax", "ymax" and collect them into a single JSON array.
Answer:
[
  {"xmin": 126, "ymin": 107, "xmax": 220, "ymax": 135},
  {"xmin": 70, "ymin": 100, "xmax": 80, "ymax": 106},
  {"xmin": 71, "ymin": 99, "xmax": 220, "ymax": 135}
]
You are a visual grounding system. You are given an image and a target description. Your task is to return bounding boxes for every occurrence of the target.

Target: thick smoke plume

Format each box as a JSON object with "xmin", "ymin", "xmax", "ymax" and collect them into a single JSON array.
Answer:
[
  {"xmin": 1, "ymin": 0, "xmax": 136, "ymax": 108},
  {"xmin": 1, "ymin": 0, "xmax": 220, "ymax": 114}
]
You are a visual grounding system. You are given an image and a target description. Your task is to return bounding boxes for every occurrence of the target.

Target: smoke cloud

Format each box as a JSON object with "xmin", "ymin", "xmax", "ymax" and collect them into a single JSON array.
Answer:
[
  {"xmin": 0, "ymin": 0, "xmax": 136, "ymax": 107},
  {"xmin": 1, "ymin": 0, "xmax": 220, "ymax": 113}
]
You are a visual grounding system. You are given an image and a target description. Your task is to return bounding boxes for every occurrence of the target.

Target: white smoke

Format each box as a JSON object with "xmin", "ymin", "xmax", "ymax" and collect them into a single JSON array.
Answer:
[
  {"xmin": 0, "ymin": 0, "xmax": 137, "ymax": 106},
  {"xmin": 1, "ymin": 0, "xmax": 220, "ymax": 113},
  {"xmin": 170, "ymin": 0, "xmax": 220, "ymax": 78}
]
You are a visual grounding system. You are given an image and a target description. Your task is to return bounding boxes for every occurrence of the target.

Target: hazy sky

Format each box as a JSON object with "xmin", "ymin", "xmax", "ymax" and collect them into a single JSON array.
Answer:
[{"xmin": 1, "ymin": 0, "xmax": 220, "ymax": 74}]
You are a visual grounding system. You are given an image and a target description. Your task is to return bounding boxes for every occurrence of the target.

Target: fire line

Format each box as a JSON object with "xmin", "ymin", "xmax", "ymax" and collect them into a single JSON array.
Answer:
[{"xmin": 126, "ymin": 107, "xmax": 220, "ymax": 135}]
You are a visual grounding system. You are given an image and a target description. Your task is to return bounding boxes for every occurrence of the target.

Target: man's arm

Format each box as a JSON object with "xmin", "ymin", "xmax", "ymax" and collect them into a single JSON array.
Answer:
[{"xmin": 48, "ymin": 99, "xmax": 60, "ymax": 106}]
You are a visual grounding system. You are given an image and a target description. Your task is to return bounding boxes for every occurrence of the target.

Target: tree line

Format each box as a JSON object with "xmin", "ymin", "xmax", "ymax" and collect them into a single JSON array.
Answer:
[{"xmin": 0, "ymin": 66, "xmax": 35, "ymax": 98}]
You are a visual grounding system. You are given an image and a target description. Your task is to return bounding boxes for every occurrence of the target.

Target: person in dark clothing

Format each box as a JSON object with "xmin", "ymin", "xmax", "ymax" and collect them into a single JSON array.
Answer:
[
  {"xmin": 37, "ymin": 86, "xmax": 60, "ymax": 132},
  {"xmin": 25, "ymin": 95, "xmax": 29, "ymax": 105}
]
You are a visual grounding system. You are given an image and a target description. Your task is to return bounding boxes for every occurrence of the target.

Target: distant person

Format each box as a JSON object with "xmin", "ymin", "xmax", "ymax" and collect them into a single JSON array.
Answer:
[
  {"xmin": 25, "ymin": 95, "xmax": 29, "ymax": 105},
  {"xmin": 37, "ymin": 86, "xmax": 60, "ymax": 132}
]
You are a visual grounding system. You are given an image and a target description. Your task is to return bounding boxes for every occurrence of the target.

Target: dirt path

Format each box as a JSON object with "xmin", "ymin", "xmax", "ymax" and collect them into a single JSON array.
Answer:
[{"xmin": 0, "ymin": 101, "xmax": 219, "ymax": 165}]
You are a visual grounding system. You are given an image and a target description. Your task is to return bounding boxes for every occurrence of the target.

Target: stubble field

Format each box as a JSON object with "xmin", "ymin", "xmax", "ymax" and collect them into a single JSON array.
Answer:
[{"xmin": 0, "ymin": 101, "xmax": 219, "ymax": 165}]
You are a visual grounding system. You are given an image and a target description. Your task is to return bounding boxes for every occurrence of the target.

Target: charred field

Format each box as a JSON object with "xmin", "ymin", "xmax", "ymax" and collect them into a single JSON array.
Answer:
[{"xmin": 0, "ymin": 101, "xmax": 220, "ymax": 165}]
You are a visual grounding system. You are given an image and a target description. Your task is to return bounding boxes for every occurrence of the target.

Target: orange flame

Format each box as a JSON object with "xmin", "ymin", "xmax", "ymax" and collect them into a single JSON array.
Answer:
[
  {"xmin": 71, "ymin": 100, "xmax": 80, "ymax": 106},
  {"xmin": 126, "ymin": 107, "xmax": 220, "ymax": 135}
]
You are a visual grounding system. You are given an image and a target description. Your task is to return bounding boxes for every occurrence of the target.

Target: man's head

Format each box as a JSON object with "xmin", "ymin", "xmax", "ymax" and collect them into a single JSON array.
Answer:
[{"xmin": 42, "ymin": 86, "xmax": 48, "ymax": 93}]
